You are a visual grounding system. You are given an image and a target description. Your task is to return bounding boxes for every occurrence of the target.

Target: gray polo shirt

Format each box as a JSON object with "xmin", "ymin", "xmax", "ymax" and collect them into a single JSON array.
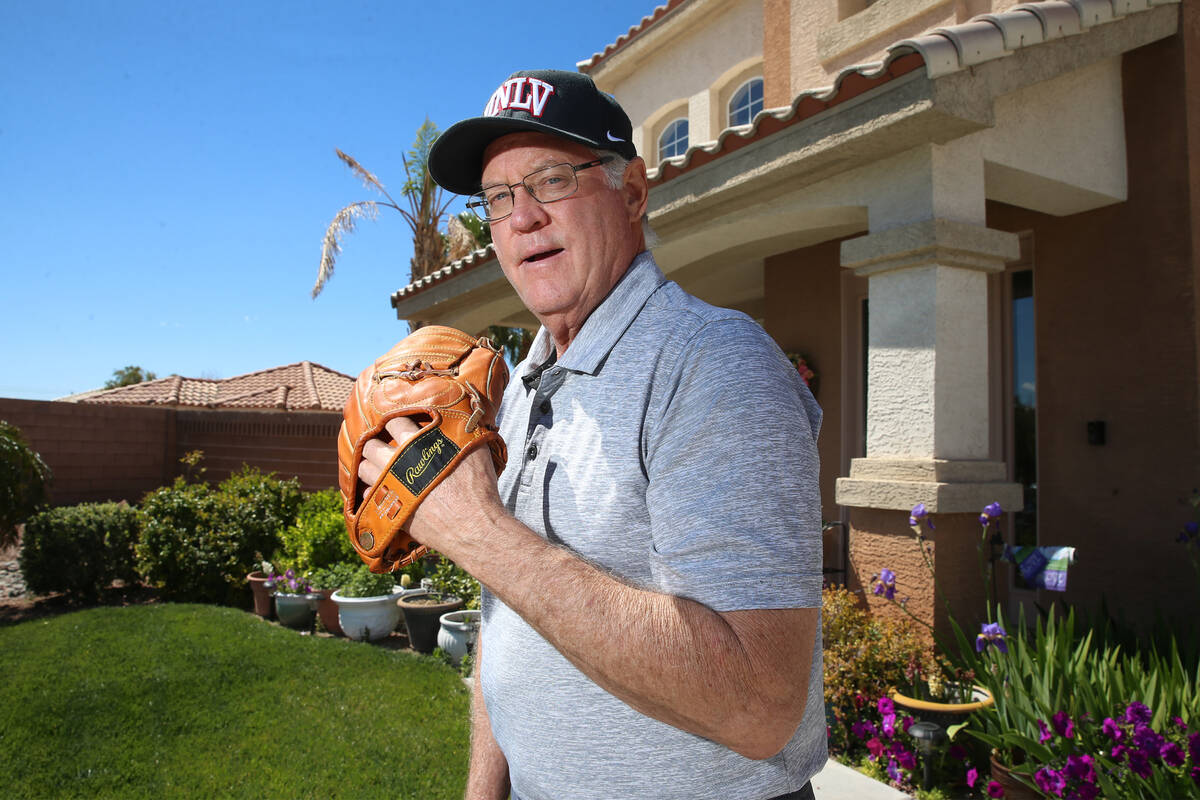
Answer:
[{"xmin": 482, "ymin": 252, "xmax": 825, "ymax": 800}]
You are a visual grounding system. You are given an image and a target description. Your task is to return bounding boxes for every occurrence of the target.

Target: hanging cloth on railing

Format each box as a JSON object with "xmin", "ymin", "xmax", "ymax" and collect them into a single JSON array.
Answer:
[{"xmin": 1001, "ymin": 545, "xmax": 1077, "ymax": 591}]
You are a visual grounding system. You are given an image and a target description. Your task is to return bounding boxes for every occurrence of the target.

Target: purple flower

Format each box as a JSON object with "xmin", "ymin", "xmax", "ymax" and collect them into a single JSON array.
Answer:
[
  {"xmin": 1132, "ymin": 724, "xmax": 1164, "ymax": 753},
  {"xmin": 880, "ymin": 713, "xmax": 896, "ymax": 738},
  {"xmin": 1035, "ymin": 767, "xmax": 1066, "ymax": 796},
  {"xmin": 966, "ymin": 766, "xmax": 979, "ymax": 788},
  {"xmin": 1038, "ymin": 719, "xmax": 1053, "ymax": 744},
  {"xmin": 986, "ymin": 780, "xmax": 1005, "ymax": 798},
  {"xmin": 866, "ymin": 737, "xmax": 885, "ymax": 758},
  {"xmin": 909, "ymin": 503, "xmax": 928, "ymax": 527},
  {"xmin": 1111, "ymin": 744, "xmax": 1128, "ymax": 761},
  {"xmin": 1128, "ymin": 749, "xmax": 1152, "ymax": 778},
  {"xmin": 1162, "ymin": 741, "xmax": 1186, "ymax": 768},
  {"xmin": 1053, "ymin": 711, "xmax": 1075, "ymax": 739},
  {"xmin": 949, "ymin": 744, "xmax": 966, "ymax": 761},
  {"xmin": 980, "ymin": 502, "xmax": 1003, "ymax": 526},
  {"xmin": 1064, "ymin": 754, "xmax": 1095, "ymax": 784},
  {"xmin": 1189, "ymin": 731, "xmax": 1200, "ymax": 761},
  {"xmin": 897, "ymin": 749, "xmax": 916, "ymax": 771},
  {"xmin": 901, "ymin": 715, "xmax": 913, "ymax": 734},
  {"xmin": 886, "ymin": 759, "xmax": 901, "ymax": 784},
  {"xmin": 1185, "ymin": 520, "xmax": 1199, "ymax": 535},
  {"xmin": 877, "ymin": 696, "xmax": 894, "ymax": 716},
  {"xmin": 851, "ymin": 720, "xmax": 876, "ymax": 740},
  {"xmin": 1125, "ymin": 702, "xmax": 1152, "ymax": 725},
  {"xmin": 1070, "ymin": 784, "xmax": 1100, "ymax": 800},
  {"xmin": 977, "ymin": 622, "xmax": 1008, "ymax": 653},
  {"xmin": 873, "ymin": 569, "xmax": 896, "ymax": 600},
  {"xmin": 284, "ymin": 568, "xmax": 296, "ymax": 580},
  {"xmin": 287, "ymin": 577, "xmax": 300, "ymax": 592},
  {"xmin": 1191, "ymin": 765, "xmax": 1200, "ymax": 786},
  {"xmin": 1101, "ymin": 717, "xmax": 1123, "ymax": 742}
]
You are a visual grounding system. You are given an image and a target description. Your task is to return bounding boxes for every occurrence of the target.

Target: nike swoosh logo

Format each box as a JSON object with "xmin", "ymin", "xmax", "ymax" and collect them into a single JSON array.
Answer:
[{"xmin": 605, "ymin": 131, "xmax": 625, "ymax": 142}]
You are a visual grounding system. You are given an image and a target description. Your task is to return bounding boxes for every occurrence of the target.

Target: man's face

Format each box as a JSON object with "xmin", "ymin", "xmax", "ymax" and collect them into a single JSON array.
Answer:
[{"xmin": 480, "ymin": 132, "xmax": 645, "ymax": 336}]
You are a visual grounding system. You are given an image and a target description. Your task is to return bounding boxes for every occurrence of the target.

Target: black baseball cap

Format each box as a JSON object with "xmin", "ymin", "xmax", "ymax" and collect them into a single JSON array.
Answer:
[{"xmin": 429, "ymin": 69, "xmax": 638, "ymax": 196}]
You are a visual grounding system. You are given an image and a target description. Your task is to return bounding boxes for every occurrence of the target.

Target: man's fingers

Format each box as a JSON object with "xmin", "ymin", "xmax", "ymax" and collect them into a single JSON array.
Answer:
[
  {"xmin": 357, "ymin": 416, "xmax": 424, "ymax": 491},
  {"xmin": 384, "ymin": 415, "xmax": 422, "ymax": 443}
]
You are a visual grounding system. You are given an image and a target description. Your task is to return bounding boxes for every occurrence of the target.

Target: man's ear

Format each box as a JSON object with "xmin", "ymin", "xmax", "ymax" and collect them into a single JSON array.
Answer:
[{"xmin": 622, "ymin": 157, "xmax": 650, "ymax": 223}]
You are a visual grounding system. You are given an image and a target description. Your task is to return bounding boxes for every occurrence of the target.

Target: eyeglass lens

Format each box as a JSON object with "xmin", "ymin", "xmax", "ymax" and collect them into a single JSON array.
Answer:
[{"xmin": 469, "ymin": 163, "xmax": 579, "ymax": 222}]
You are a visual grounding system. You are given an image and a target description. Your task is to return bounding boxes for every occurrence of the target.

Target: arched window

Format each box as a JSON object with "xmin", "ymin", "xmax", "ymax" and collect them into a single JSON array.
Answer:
[
  {"xmin": 657, "ymin": 118, "xmax": 689, "ymax": 162},
  {"xmin": 728, "ymin": 78, "xmax": 764, "ymax": 127}
]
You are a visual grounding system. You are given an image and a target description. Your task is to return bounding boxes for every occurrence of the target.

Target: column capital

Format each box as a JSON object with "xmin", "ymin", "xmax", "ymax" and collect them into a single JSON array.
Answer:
[
  {"xmin": 835, "ymin": 457, "xmax": 1024, "ymax": 513},
  {"xmin": 841, "ymin": 218, "xmax": 1019, "ymax": 277}
]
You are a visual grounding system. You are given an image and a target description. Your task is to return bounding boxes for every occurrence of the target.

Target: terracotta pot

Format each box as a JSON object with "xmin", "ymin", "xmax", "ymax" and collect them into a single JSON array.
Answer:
[
  {"xmin": 247, "ymin": 571, "xmax": 274, "ymax": 619},
  {"xmin": 890, "ymin": 684, "xmax": 994, "ymax": 727},
  {"xmin": 989, "ymin": 753, "xmax": 1041, "ymax": 800},
  {"xmin": 316, "ymin": 588, "xmax": 343, "ymax": 636},
  {"xmin": 398, "ymin": 594, "xmax": 464, "ymax": 653}
]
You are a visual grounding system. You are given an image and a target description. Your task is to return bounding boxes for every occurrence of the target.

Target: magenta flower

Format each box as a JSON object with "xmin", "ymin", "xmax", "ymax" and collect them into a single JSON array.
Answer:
[
  {"xmin": 1071, "ymin": 784, "xmax": 1100, "ymax": 800},
  {"xmin": 866, "ymin": 737, "xmax": 885, "ymax": 758},
  {"xmin": 1052, "ymin": 711, "xmax": 1075, "ymax": 739},
  {"xmin": 886, "ymin": 760, "xmax": 901, "ymax": 784},
  {"xmin": 1064, "ymin": 754, "xmax": 1095, "ymax": 784},
  {"xmin": 1101, "ymin": 717, "xmax": 1123, "ymax": 742},
  {"xmin": 877, "ymin": 696, "xmax": 894, "ymax": 716},
  {"xmin": 1035, "ymin": 766, "xmax": 1066, "ymax": 796},
  {"xmin": 1111, "ymin": 744, "xmax": 1128, "ymax": 761},
  {"xmin": 966, "ymin": 766, "xmax": 978, "ymax": 787},
  {"xmin": 986, "ymin": 779, "xmax": 1005, "ymax": 798},
  {"xmin": 977, "ymin": 622, "xmax": 1008, "ymax": 653},
  {"xmin": 1038, "ymin": 718, "xmax": 1053, "ymax": 744},
  {"xmin": 880, "ymin": 713, "xmax": 896, "ymax": 738},
  {"xmin": 1189, "ymin": 731, "xmax": 1200, "ymax": 761}
]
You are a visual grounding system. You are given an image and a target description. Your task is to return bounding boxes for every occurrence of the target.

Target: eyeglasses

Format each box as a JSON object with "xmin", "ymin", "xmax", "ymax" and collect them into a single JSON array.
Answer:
[{"xmin": 466, "ymin": 156, "xmax": 615, "ymax": 222}]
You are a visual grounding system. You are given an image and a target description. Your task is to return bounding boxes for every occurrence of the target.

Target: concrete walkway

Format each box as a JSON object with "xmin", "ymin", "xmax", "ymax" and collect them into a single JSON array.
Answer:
[{"xmin": 811, "ymin": 758, "xmax": 912, "ymax": 800}]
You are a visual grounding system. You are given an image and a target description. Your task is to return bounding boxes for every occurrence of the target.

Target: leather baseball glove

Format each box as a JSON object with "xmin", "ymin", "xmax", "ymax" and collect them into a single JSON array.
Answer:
[{"xmin": 338, "ymin": 326, "xmax": 509, "ymax": 573}]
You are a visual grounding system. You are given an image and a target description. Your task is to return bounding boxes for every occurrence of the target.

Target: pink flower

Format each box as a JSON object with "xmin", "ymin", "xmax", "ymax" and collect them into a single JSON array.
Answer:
[
  {"xmin": 966, "ymin": 767, "xmax": 979, "ymax": 788},
  {"xmin": 1052, "ymin": 711, "xmax": 1075, "ymax": 739},
  {"xmin": 986, "ymin": 779, "xmax": 1005, "ymax": 798}
]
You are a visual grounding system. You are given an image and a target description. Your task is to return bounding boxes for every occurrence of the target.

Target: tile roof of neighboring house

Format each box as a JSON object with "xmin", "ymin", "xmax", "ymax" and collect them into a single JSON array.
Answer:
[
  {"xmin": 577, "ymin": 0, "xmax": 690, "ymax": 74},
  {"xmin": 392, "ymin": 0, "xmax": 1178, "ymax": 304},
  {"xmin": 65, "ymin": 362, "xmax": 354, "ymax": 411}
]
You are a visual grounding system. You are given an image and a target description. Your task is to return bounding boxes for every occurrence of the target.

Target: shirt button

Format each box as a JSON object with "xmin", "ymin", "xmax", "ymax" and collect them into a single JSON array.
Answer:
[
  {"xmin": 526, "ymin": 444, "xmax": 538, "ymax": 461},
  {"xmin": 539, "ymin": 400, "xmax": 551, "ymax": 414}
]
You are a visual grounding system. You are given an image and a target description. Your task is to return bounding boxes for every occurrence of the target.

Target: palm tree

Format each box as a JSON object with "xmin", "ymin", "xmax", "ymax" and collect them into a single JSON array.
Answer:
[{"xmin": 313, "ymin": 118, "xmax": 454, "ymax": 298}]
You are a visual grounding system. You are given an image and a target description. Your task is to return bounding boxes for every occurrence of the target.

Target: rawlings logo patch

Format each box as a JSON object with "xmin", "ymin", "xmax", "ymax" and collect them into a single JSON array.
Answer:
[{"xmin": 390, "ymin": 426, "xmax": 461, "ymax": 496}]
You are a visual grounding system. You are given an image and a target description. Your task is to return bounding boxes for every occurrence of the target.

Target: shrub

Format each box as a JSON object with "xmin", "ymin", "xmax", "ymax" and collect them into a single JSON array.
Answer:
[
  {"xmin": 20, "ymin": 502, "xmax": 141, "ymax": 602},
  {"xmin": 135, "ymin": 467, "xmax": 302, "ymax": 604},
  {"xmin": 277, "ymin": 488, "xmax": 355, "ymax": 573},
  {"xmin": 338, "ymin": 564, "xmax": 395, "ymax": 598},
  {"xmin": 309, "ymin": 561, "xmax": 358, "ymax": 592},
  {"xmin": 822, "ymin": 585, "xmax": 940, "ymax": 757},
  {"xmin": 427, "ymin": 555, "xmax": 481, "ymax": 610},
  {"xmin": 0, "ymin": 420, "xmax": 52, "ymax": 549}
]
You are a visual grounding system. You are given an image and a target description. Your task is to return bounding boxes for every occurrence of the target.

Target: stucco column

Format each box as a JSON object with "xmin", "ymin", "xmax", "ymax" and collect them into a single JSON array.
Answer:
[{"xmin": 835, "ymin": 217, "xmax": 1023, "ymax": 513}]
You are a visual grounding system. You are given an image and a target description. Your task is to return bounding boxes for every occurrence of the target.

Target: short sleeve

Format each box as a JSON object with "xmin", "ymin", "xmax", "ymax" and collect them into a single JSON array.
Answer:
[{"xmin": 643, "ymin": 318, "xmax": 823, "ymax": 612}]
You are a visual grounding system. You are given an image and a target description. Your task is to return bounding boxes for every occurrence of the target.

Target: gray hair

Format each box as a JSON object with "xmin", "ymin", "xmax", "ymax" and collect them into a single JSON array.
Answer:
[{"xmin": 592, "ymin": 150, "xmax": 659, "ymax": 249}]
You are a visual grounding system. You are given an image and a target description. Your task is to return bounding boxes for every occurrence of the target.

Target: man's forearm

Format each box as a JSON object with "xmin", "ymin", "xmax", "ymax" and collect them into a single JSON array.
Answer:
[
  {"xmin": 465, "ymin": 644, "xmax": 510, "ymax": 800},
  {"xmin": 449, "ymin": 506, "xmax": 816, "ymax": 760}
]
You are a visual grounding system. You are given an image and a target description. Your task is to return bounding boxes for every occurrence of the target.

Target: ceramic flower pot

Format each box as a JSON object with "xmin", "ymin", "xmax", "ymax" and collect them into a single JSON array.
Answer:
[
  {"xmin": 332, "ymin": 589, "xmax": 403, "ymax": 642},
  {"xmin": 398, "ymin": 594, "xmax": 464, "ymax": 653},
  {"xmin": 315, "ymin": 588, "xmax": 343, "ymax": 636},
  {"xmin": 274, "ymin": 592, "xmax": 319, "ymax": 630},
  {"xmin": 890, "ymin": 684, "xmax": 994, "ymax": 728},
  {"xmin": 247, "ymin": 571, "xmax": 274, "ymax": 618},
  {"xmin": 989, "ymin": 752, "xmax": 1041, "ymax": 800},
  {"xmin": 437, "ymin": 609, "xmax": 481, "ymax": 662}
]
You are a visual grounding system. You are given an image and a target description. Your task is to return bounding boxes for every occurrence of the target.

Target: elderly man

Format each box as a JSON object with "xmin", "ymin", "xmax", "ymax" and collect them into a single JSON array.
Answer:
[{"xmin": 359, "ymin": 69, "xmax": 825, "ymax": 800}]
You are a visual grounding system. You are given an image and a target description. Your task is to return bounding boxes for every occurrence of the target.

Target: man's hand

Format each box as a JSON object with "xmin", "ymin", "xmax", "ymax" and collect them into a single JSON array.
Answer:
[{"xmin": 356, "ymin": 417, "xmax": 505, "ymax": 556}]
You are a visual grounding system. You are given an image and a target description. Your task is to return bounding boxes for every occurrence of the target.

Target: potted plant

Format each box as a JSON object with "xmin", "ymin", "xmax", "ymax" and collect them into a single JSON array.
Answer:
[
  {"xmin": 246, "ymin": 560, "xmax": 275, "ymax": 619},
  {"xmin": 308, "ymin": 562, "xmax": 359, "ymax": 637},
  {"xmin": 437, "ymin": 609, "xmax": 481, "ymax": 662},
  {"xmin": 399, "ymin": 555, "xmax": 471, "ymax": 653},
  {"xmin": 331, "ymin": 565, "xmax": 399, "ymax": 641},
  {"xmin": 265, "ymin": 567, "xmax": 319, "ymax": 631}
]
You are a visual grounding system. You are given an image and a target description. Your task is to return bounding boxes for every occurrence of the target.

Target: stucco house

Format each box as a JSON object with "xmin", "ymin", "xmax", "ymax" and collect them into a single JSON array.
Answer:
[{"xmin": 389, "ymin": 0, "xmax": 1198, "ymax": 634}]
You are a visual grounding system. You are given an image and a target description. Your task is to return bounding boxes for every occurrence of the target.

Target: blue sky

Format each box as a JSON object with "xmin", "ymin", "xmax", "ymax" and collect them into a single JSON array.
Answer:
[{"xmin": 1, "ymin": 0, "xmax": 658, "ymax": 400}]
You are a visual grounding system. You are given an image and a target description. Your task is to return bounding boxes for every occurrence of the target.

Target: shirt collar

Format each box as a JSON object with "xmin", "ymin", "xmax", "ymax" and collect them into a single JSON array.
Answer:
[{"xmin": 532, "ymin": 251, "xmax": 664, "ymax": 376}]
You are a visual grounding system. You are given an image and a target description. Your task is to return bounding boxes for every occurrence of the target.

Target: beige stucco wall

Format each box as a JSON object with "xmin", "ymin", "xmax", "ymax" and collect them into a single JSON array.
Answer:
[{"xmin": 590, "ymin": 0, "xmax": 763, "ymax": 168}]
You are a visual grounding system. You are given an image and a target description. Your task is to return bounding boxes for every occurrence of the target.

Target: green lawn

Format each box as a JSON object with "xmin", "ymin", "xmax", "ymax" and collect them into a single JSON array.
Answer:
[{"xmin": 0, "ymin": 604, "xmax": 471, "ymax": 799}]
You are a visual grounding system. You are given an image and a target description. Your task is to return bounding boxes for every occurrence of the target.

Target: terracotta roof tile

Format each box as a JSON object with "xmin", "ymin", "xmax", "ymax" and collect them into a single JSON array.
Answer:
[{"xmin": 70, "ymin": 362, "xmax": 353, "ymax": 412}]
